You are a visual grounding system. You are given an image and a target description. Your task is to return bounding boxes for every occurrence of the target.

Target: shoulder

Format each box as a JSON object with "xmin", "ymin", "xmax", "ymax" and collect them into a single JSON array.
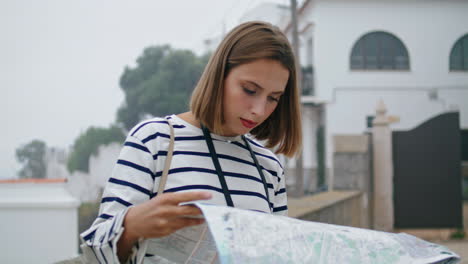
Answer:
[
  {"xmin": 127, "ymin": 116, "xmax": 173, "ymax": 142},
  {"xmin": 244, "ymin": 135, "xmax": 284, "ymax": 170}
]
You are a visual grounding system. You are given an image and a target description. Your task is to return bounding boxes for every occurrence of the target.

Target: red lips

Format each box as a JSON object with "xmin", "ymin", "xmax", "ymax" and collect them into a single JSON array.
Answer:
[{"xmin": 240, "ymin": 118, "xmax": 258, "ymax": 129}]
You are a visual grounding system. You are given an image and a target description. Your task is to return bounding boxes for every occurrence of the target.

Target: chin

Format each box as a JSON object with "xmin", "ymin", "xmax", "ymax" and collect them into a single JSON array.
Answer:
[{"xmin": 242, "ymin": 128, "xmax": 253, "ymax": 135}]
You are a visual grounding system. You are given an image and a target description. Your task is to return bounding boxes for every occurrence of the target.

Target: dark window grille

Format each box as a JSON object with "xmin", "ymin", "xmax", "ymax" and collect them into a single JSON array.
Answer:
[
  {"xmin": 350, "ymin": 31, "xmax": 410, "ymax": 70},
  {"xmin": 366, "ymin": 115, "xmax": 375, "ymax": 129},
  {"xmin": 301, "ymin": 66, "xmax": 314, "ymax": 96},
  {"xmin": 450, "ymin": 34, "xmax": 468, "ymax": 71}
]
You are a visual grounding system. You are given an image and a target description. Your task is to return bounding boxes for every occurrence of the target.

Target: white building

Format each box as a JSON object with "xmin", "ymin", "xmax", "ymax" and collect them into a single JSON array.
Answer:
[
  {"xmin": 0, "ymin": 179, "xmax": 80, "ymax": 264},
  {"xmin": 45, "ymin": 143, "xmax": 122, "ymax": 202},
  {"xmin": 278, "ymin": 0, "xmax": 468, "ymax": 191}
]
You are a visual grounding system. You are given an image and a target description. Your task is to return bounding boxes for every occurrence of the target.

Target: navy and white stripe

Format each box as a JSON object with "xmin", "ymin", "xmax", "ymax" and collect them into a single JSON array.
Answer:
[{"xmin": 80, "ymin": 115, "xmax": 287, "ymax": 263}]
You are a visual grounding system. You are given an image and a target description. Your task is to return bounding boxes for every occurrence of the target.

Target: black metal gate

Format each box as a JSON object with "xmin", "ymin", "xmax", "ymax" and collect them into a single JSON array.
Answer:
[{"xmin": 393, "ymin": 112, "xmax": 463, "ymax": 228}]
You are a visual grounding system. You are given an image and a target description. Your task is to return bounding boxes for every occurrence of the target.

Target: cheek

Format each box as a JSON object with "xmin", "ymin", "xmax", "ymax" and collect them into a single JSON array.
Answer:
[
  {"xmin": 260, "ymin": 103, "xmax": 279, "ymax": 123},
  {"xmin": 223, "ymin": 88, "xmax": 240, "ymax": 117},
  {"xmin": 267, "ymin": 102, "xmax": 279, "ymax": 116},
  {"xmin": 226, "ymin": 89, "xmax": 245, "ymax": 108}
]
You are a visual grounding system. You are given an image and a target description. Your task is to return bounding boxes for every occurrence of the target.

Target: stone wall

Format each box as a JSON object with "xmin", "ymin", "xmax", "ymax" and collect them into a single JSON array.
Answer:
[
  {"xmin": 288, "ymin": 191, "xmax": 369, "ymax": 229},
  {"xmin": 332, "ymin": 134, "xmax": 373, "ymax": 228}
]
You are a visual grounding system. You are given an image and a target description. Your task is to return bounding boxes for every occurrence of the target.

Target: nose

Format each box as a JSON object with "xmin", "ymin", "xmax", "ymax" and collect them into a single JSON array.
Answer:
[{"xmin": 250, "ymin": 96, "xmax": 267, "ymax": 117}]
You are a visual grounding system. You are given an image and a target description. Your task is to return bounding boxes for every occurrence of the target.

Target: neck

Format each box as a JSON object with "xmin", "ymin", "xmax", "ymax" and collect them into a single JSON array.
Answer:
[
  {"xmin": 177, "ymin": 111, "xmax": 240, "ymax": 137},
  {"xmin": 177, "ymin": 112, "xmax": 201, "ymax": 128}
]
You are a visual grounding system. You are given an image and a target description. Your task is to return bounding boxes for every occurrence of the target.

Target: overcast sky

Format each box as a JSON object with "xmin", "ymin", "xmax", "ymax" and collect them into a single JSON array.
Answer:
[{"xmin": 1, "ymin": 0, "xmax": 291, "ymax": 179}]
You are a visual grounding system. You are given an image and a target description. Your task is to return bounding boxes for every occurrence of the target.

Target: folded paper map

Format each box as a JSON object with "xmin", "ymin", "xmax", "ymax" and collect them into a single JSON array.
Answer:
[{"xmin": 139, "ymin": 203, "xmax": 460, "ymax": 264}]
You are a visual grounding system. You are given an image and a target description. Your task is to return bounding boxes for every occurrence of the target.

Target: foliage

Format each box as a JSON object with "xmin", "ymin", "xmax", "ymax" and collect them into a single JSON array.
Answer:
[
  {"xmin": 67, "ymin": 125, "xmax": 125, "ymax": 173},
  {"xmin": 78, "ymin": 201, "xmax": 101, "ymax": 253},
  {"xmin": 15, "ymin": 139, "xmax": 47, "ymax": 179},
  {"xmin": 67, "ymin": 45, "xmax": 208, "ymax": 176},
  {"xmin": 117, "ymin": 45, "xmax": 209, "ymax": 130},
  {"xmin": 450, "ymin": 229, "xmax": 466, "ymax": 239}
]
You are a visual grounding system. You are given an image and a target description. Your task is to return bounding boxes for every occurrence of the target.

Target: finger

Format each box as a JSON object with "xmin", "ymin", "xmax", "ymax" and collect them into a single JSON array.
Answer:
[
  {"xmin": 152, "ymin": 204, "xmax": 203, "ymax": 218},
  {"xmin": 175, "ymin": 205, "xmax": 204, "ymax": 216},
  {"xmin": 158, "ymin": 191, "xmax": 212, "ymax": 205},
  {"xmin": 147, "ymin": 217, "xmax": 205, "ymax": 238},
  {"xmin": 166, "ymin": 217, "xmax": 205, "ymax": 230}
]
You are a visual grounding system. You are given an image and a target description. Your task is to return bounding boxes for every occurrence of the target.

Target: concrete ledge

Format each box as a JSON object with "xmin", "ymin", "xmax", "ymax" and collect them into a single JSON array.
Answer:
[
  {"xmin": 333, "ymin": 134, "xmax": 369, "ymax": 153},
  {"xmin": 288, "ymin": 190, "xmax": 361, "ymax": 218},
  {"xmin": 394, "ymin": 228, "xmax": 459, "ymax": 241},
  {"xmin": 0, "ymin": 201, "xmax": 80, "ymax": 209},
  {"xmin": 395, "ymin": 201, "xmax": 468, "ymax": 241}
]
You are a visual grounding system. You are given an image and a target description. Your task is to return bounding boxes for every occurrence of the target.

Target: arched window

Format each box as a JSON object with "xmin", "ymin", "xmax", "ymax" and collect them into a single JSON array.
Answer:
[
  {"xmin": 350, "ymin": 31, "xmax": 410, "ymax": 70},
  {"xmin": 450, "ymin": 34, "xmax": 468, "ymax": 71}
]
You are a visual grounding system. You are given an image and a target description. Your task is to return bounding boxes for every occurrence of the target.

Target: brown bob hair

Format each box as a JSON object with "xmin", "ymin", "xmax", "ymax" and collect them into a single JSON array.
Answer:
[{"xmin": 190, "ymin": 21, "xmax": 302, "ymax": 157}]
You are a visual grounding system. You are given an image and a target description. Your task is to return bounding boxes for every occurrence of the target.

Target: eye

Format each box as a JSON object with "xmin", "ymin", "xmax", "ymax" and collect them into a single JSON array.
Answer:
[
  {"xmin": 268, "ymin": 96, "xmax": 280, "ymax": 102},
  {"xmin": 243, "ymin": 87, "xmax": 255, "ymax": 95}
]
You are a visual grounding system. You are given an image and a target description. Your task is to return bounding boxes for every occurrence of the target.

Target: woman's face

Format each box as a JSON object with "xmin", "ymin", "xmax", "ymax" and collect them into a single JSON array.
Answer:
[{"xmin": 222, "ymin": 59, "xmax": 289, "ymax": 136}]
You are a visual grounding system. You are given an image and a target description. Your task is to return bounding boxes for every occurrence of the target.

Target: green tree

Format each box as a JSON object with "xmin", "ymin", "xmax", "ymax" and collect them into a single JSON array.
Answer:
[
  {"xmin": 117, "ymin": 45, "xmax": 209, "ymax": 130},
  {"xmin": 67, "ymin": 45, "xmax": 208, "ymax": 175},
  {"xmin": 16, "ymin": 139, "xmax": 47, "ymax": 179},
  {"xmin": 67, "ymin": 125, "xmax": 125, "ymax": 173}
]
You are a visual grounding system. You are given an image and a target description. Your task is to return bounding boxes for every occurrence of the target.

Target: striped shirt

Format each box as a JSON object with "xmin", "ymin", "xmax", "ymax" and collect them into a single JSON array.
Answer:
[{"xmin": 80, "ymin": 115, "xmax": 287, "ymax": 263}]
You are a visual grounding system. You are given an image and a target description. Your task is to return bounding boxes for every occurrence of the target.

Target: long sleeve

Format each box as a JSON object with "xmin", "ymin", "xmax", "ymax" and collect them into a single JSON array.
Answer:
[
  {"xmin": 79, "ymin": 115, "xmax": 290, "ymax": 262},
  {"xmin": 80, "ymin": 134, "xmax": 159, "ymax": 264},
  {"xmin": 272, "ymin": 169, "xmax": 288, "ymax": 216}
]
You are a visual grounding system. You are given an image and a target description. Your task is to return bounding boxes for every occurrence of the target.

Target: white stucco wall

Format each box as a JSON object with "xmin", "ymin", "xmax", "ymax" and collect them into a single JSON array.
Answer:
[
  {"xmin": 66, "ymin": 142, "xmax": 121, "ymax": 202},
  {"xmin": 307, "ymin": 0, "xmax": 468, "ymax": 166},
  {"xmin": 0, "ymin": 182, "xmax": 80, "ymax": 264},
  {"xmin": 89, "ymin": 143, "xmax": 122, "ymax": 189},
  {"xmin": 45, "ymin": 142, "xmax": 122, "ymax": 202},
  {"xmin": 45, "ymin": 148, "xmax": 69, "ymax": 179},
  {"xmin": 67, "ymin": 170, "xmax": 102, "ymax": 202},
  {"xmin": 314, "ymin": 0, "xmax": 468, "ymax": 98},
  {"xmin": 296, "ymin": 0, "xmax": 317, "ymax": 67},
  {"xmin": 301, "ymin": 105, "xmax": 321, "ymax": 168}
]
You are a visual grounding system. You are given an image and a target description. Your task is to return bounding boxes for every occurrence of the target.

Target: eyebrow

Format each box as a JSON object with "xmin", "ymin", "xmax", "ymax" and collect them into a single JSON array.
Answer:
[{"xmin": 246, "ymin": 81, "xmax": 284, "ymax": 95}]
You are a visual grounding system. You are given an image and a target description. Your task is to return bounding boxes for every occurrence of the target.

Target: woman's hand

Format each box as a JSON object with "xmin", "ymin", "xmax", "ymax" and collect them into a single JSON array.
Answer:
[
  {"xmin": 117, "ymin": 191, "xmax": 212, "ymax": 261},
  {"xmin": 126, "ymin": 191, "xmax": 211, "ymax": 239}
]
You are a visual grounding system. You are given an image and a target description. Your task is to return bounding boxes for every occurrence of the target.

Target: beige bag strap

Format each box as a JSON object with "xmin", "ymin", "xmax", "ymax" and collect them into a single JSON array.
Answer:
[
  {"xmin": 157, "ymin": 118, "xmax": 175, "ymax": 195},
  {"xmin": 136, "ymin": 118, "xmax": 175, "ymax": 264}
]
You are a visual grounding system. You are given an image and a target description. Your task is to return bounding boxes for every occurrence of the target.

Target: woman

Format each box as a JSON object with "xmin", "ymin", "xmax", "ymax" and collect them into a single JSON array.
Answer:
[{"xmin": 81, "ymin": 21, "xmax": 302, "ymax": 263}]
